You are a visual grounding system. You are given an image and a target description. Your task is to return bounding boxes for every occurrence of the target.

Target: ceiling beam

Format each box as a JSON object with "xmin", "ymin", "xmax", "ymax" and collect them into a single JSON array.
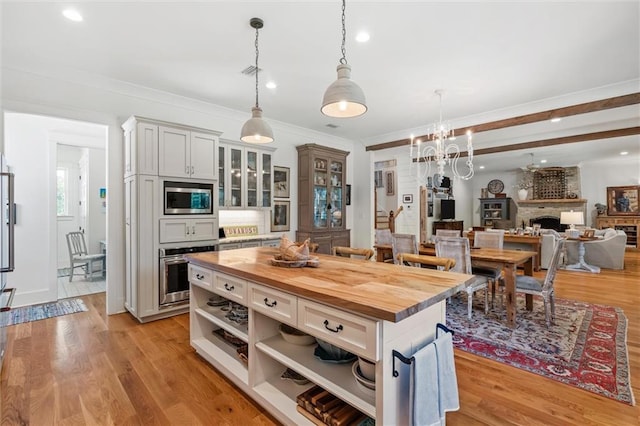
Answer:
[
  {"xmin": 366, "ymin": 93, "xmax": 640, "ymax": 152},
  {"xmin": 413, "ymin": 127, "xmax": 640, "ymax": 162}
]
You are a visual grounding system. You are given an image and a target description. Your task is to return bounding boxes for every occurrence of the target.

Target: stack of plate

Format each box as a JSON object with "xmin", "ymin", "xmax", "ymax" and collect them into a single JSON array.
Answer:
[
  {"xmin": 351, "ymin": 361, "xmax": 375, "ymax": 396},
  {"xmin": 207, "ymin": 295, "xmax": 228, "ymax": 307}
]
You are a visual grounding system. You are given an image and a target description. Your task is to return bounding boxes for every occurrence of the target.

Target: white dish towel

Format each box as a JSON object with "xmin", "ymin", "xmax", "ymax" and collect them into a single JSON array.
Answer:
[{"xmin": 409, "ymin": 332, "xmax": 459, "ymax": 426}]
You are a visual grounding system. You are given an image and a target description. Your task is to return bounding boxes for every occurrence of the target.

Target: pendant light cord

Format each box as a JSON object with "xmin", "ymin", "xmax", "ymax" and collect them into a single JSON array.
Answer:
[
  {"xmin": 340, "ymin": 0, "xmax": 347, "ymax": 65},
  {"xmin": 254, "ymin": 25, "xmax": 260, "ymax": 108}
]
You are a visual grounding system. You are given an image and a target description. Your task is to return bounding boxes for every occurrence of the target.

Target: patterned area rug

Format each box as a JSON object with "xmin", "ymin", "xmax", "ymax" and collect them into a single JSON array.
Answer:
[
  {"xmin": 2, "ymin": 299, "xmax": 88, "ymax": 326},
  {"xmin": 447, "ymin": 294, "xmax": 635, "ymax": 405}
]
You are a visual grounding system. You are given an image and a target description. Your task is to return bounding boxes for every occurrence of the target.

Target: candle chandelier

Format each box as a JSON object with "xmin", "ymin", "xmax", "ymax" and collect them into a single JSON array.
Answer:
[{"xmin": 411, "ymin": 90, "xmax": 474, "ymax": 186}]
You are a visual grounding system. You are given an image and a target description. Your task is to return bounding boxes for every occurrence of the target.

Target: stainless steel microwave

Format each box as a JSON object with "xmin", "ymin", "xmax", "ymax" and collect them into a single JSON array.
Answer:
[{"xmin": 164, "ymin": 181, "xmax": 213, "ymax": 215}]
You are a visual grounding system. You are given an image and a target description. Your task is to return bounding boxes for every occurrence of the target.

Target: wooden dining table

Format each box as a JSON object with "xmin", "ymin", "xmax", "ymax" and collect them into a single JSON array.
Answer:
[{"xmin": 374, "ymin": 243, "xmax": 538, "ymax": 328}]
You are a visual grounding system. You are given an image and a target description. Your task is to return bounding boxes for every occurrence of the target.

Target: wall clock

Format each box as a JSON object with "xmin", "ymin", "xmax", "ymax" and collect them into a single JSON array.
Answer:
[{"xmin": 487, "ymin": 179, "xmax": 504, "ymax": 194}]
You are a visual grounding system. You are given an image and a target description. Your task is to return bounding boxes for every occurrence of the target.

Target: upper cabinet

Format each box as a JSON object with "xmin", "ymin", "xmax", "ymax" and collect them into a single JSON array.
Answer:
[
  {"xmin": 159, "ymin": 126, "xmax": 218, "ymax": 180},
  {"xmin": 218, "ymin": 139, "xmax": 275, "ymax": 209},
  {"xmin": 122, "ymin": 116, "xmax": 221, "ymax": 180},
  {"xmin": 123, "ymin": 117, "xmax": 159, "ymax": 177}
]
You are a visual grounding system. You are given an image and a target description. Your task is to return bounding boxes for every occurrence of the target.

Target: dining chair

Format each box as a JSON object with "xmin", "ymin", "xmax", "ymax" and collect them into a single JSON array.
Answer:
[
  {"xmin": 391, "ymin": 233, "xmax": 418, "ymax": 266},
  {"xmin": 435, "ymin": 229, "xmax": 461, "ymax": 237},
  {"xmin": 435, "ymin": 236, "xmax": 489, "ymax": 319},
  {"xmin": 332, "ymin": 246, "xmax": 374, "ymax": 260},
  {"xmin": 66, "ymin": 231, "xmax": 106, "ymax": 282},
  {"xmin": 397, "ymin": 253, "xmax": 455, "ymax": 271},
  {"xmin": 375, "ymin": 229, "xmax": 394, "ymax": 263},
  {"xmin": 295, "ymin": 241, "xmax": 319, "ymax": 253},
  {"xmin": 472, "ymin": 231, "xmax": 505, "ymax": 306},
  {"xmin": 516, "ymin": 237, "xmax": 566, "ymax": 327}
]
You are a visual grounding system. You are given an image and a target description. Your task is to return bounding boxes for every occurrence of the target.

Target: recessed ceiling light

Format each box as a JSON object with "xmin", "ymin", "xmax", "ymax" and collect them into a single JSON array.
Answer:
[
  {"xmin": 63, "ymin": 9, "xmax": 83, "ymax": 22},
  {"xmin": 550, "ymin": 117, "xmax": 562, "ymax": 123},
  {"xmin": 620, "ymin": 151, "xmax": 629, "ymax": 155},
  {"xmin": 540, "ymin": 159, "xmax": 547, "ymax": 163},
  {"xmin": 355, "ymin": 31, "xmax": 370, "ymax": 43},
  {"xmin": 479, "ymin": 165, "xmax": 485, "ymax": 170},
  {"xmin": 265, "ymin": 81, "xmax": 277, "ymax": 89}
]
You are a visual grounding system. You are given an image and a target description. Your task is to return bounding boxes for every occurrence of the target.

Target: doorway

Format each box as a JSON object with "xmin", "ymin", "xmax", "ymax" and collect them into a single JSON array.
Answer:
[{"xmin": 56, "ymin": 144, "xmax": 107, "ymax": 299}]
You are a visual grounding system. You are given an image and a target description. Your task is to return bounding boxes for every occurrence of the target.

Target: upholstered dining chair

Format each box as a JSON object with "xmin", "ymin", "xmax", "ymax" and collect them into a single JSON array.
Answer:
[
  {"xmin": 516, "ymin": 237, "xmax": 566, "ymax": 327},
  {"xmin": 435, "ymin": 236, "xmax": 489, "ymax": 319},
  {"xmin": 391, "ymin": 233, "xmax": 418, "ymax": 266},
  {"xmin": 332, "ymin": 246, "xmax": 374, "ymax": 260},
  {"xmin": 435, "ymin": 229, "xmax": 461, "ymax": 238},
  {"xmin": 472, "ymin": 231, "xmax": 506, "ymax": 306},
  {"xmin": 66, "ymin": 231, "xmax": 106, "ymax": 282}
]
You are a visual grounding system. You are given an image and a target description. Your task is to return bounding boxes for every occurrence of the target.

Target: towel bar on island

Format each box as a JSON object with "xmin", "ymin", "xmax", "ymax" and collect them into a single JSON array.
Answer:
[{"xmin": 391, "ymin": 323, "xmax": 453, "ymax": 377}]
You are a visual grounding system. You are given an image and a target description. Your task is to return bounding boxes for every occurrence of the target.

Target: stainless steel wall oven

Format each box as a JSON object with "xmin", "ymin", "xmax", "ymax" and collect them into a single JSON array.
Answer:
[{"xmin": 159, "ymin": 245, "xmax": 216, "ymax": 308}]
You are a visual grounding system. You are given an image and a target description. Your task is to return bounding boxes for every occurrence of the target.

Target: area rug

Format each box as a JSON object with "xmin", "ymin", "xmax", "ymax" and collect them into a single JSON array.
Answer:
[
  {"xmin": 2, "ymin": 299, "xmax": 88, "ymax": 326},
  {"xmin": 446, "ymin": 294, "xmax": 635, "ymax": 405}
]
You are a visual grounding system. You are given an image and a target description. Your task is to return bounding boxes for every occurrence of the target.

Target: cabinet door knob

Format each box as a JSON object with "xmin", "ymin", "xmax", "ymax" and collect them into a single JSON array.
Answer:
[
  {"xmin": 186, "ymin": 166, "xmax": 190, "ymax": 174},
  {"xmin": 323, "ymin": 319, "xmax": 343, "ymax": 333},
  {"xmin": 191, "ymin": 166, "xmax": 194, "ymax": 175},
  {"xmin": 186, "ymin": 228, "xmax": 190, "ymax": 235},
  {"xmin": 192, "ymin": 226, "xmax": 196, "ymax": 234}
]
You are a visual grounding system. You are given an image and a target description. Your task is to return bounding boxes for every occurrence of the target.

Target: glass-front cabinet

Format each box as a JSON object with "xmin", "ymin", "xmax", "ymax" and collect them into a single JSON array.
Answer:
[
  {"xmin": 297, "ymin": 144, "xmax": 350, "ymax": 254},
  {"xmin": 218, "ymin": 139, "xmax": 275, "ymax": 209}
]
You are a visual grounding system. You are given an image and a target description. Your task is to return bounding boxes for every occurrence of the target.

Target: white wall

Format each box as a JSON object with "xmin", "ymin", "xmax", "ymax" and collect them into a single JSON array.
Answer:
[{"xmin": 1, "ymin": 67, "xmax": 359, "ymax": 313}]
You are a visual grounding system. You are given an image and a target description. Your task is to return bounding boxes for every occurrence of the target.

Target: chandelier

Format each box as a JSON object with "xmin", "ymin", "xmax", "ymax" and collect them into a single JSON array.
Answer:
[{"xmin": 411, "ymin": 90, "xmax": 473, "ymax": 186}]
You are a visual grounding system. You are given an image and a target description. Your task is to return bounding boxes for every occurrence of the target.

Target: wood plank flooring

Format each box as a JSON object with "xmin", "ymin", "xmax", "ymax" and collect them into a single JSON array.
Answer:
[{"xmin": 2, "ymin": 251, "xmax": 639, "ymax": 425}]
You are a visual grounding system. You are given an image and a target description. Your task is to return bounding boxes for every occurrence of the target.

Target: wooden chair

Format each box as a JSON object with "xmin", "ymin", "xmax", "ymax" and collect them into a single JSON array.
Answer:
[
  {"xmin": 435, "ymin": 236, "xmax": 489, "ymax": 319},
  {"xmin": 332, "ymin": 246, "xmax": 374, "ymax": 260},
  {"xmin": 516, "ymin": 238, "xmax": 566, "ymax": 327},
  {"xmin": 66, "ymin": 231, "xmax": 105, "ymax": 282},
  {"xmin": 391, "ymin": 233, "xmax": 418, "ymax": 266},
  {"xmin": 435, "ymin": 229, "xmax": 461, "ymax": 238},
  {"xmin": 472, "ymin": 231, "xmax": 505, "ymax": 306},
  {"xmin": 397, "ymin": 253, "xmax": 455, "ymax": 271}
]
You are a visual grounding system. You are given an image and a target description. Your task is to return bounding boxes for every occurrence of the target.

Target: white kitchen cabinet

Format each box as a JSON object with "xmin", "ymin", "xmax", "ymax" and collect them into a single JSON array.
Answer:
[
  {"xmin": 159, "ymin": 218, "xmax": 218, "ymax": 243},
  {"xmin": 159, "ymin": 126, "xmax": 219, "ymax": 180},
  {"xmin": 261, "ymin": 239, "xmax": 280, "ymax": 248},
  {"xmin": 122, "ymin": 117, "xmax": 159, "ymax": 177},
  {"xmin": 124, "ymin": 175, "xmax": 160, "ymax": 318},
  {"xmin": 218, "ymin": 139, "xmax": 275, "ymax": 209}
]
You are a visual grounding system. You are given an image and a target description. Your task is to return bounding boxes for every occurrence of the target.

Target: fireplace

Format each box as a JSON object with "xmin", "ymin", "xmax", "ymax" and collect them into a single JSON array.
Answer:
[{"xmin": 530, "ymin": 216, "xmax": 567, "ymax": 232}]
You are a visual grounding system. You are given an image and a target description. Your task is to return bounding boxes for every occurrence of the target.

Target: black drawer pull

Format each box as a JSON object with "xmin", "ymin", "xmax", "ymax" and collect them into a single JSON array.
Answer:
[
  {"xmin": 224, "ymin": 283, "xmax": 235, "ymax": 291},
  {"xmin": 263, "ymin": 298, "xmax": 277, "ymax": 308},
  {"xmin": 196, "ymin": 273, "xmax": 204, "ymax": 280},
  {"xmin": 323, "ymin": 319, "xmax": 343, "ymax": 333}
]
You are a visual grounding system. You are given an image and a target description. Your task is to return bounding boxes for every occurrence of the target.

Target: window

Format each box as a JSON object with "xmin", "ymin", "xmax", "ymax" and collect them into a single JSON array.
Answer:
[{"xmin": 56, "ymin": 167, "xmax": 69, "ymax": 216}]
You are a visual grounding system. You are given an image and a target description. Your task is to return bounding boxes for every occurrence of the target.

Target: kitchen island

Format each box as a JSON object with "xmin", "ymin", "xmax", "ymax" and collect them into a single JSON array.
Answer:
[{"xmin": 186, "ymin": 247, "xmax": 473, "ymax": 425}]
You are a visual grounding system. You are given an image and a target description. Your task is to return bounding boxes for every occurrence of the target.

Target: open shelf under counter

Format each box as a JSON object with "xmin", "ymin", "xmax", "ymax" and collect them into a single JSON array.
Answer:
[
  {"xmin": 191, "ymin": 331, "xmax": 248, "ymax": 385},
  {"xmin": 255, "ymin": 334, "xmax": 376, "ymax": 419},
  {"xmin": 253, "ymin": 379, "xmax": 316, "ymax": 424},
  {"xmin": 194, "ymin": 305, "xmax": 248, "ymax": 343}
]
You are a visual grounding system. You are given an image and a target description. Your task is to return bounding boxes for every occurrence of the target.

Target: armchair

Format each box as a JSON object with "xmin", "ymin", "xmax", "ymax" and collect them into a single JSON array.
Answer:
[{"xmin": 565, "ymin": 228, "xmax": 626, "ymax": 270}]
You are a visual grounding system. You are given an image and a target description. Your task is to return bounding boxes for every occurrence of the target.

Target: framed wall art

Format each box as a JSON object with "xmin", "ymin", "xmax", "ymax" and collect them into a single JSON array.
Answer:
[
  {"xmin": 271, "ymin": 200, "xmax": 290, "ymax": 232},
  {"xmin": 402, "ymin": 194, "xmax": 413, "ymax": 204},
  {"xmin": 273, "ymin": 166, "xmax": 290, "ymax": 199},
  {"xmin": 385, "ymin": 171, "xmax": 395, "ymax": 196},
  {"xmin": 607, "ymin": 185, "xmax": 640, "ymax": 216}
]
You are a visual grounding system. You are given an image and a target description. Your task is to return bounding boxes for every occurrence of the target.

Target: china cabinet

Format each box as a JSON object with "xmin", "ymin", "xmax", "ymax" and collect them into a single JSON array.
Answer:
[
  {"xmin": 479, "ymin": 197, "xmax": 514, "ymax": 228},
  {"xmin": 296, "ymin": 144, "xmax": 350, "ymax": 254},
  {"xmin": 218, "ymin": 139, "xmax": 275, "ymax": 209}
]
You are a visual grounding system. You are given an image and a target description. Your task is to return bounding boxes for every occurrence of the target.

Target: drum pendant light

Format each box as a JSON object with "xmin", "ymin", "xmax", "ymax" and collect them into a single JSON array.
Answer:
[
  {"xmin": 321, "ymin": 0, "xmax": 367, "ymax": 118},
  {"xmin": 241, "ymin": 17, "xmax": 274, "ymax": 143}
]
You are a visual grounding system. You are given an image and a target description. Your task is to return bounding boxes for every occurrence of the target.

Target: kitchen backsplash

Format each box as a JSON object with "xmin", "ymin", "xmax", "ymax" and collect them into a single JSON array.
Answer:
[{"xmin": 219, "ymin": 209, "xmax": 271, "ymax": 235}]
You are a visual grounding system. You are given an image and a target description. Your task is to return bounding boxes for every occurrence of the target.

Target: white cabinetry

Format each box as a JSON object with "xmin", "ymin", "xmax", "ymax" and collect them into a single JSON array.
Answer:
[
  {"xmin": 159, "ymin": 126, "xmax": 219, "ymax": 180},
  {"xmin": 218, "ymin": 240, "xmax": 271, "ymax": 251},
  {"xmin": 190, "ymin": 264, "xmax": 444, "ymax": 425},
  {"xmin": 218, "ymin": 139, "xmax": 275, "ymax": 209},
  {"xmin": 123, "ymin": 117, "xmax": 159, "ymax": 177},
  {"xmin": 124, "ymin": 175, "xmax": 159, "ymax": 318},
  {"xmin": 159, "ymin": 218, "xmax": 218, "ymax": 243}
]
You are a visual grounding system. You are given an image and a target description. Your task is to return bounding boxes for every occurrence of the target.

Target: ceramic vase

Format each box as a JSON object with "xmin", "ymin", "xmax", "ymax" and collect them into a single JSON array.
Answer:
[{"xmin": 518, "ymin": 188, "xmax": 528, "ymax": 200}]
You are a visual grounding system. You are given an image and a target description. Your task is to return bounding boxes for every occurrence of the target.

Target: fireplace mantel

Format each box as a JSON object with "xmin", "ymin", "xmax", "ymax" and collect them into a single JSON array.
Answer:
[{"xmin": 518, "ymin": 198, "xmax": 587, "ymax": 205}]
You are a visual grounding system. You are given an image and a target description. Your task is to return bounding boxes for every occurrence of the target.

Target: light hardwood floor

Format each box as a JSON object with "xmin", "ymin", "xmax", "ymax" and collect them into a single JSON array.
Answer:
[{"xmin": 2, "ymin": 251, "xmax": 639, "ymax": 425}]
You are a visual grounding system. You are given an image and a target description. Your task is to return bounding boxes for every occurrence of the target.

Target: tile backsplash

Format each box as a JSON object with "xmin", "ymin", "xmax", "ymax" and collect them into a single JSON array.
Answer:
[{"xmin": 219, "ymin": 210, "xmax": 271, "ymax": 235}]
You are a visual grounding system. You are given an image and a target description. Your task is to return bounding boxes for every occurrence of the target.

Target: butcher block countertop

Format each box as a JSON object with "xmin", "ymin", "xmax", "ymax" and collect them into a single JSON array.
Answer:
[{"xmin": 186, "ymin": 247, "xmax": 474, "ymax": 323}]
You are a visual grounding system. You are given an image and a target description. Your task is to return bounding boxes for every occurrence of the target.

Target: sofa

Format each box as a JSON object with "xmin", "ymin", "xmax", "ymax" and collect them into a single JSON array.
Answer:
[
  {"xmin": 540, "ymin": 228, "xmax": 627, "ymax": 270},
  {"xmin": 564, "ymin": 228, "xmax": 627, "ymax": 270}
]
